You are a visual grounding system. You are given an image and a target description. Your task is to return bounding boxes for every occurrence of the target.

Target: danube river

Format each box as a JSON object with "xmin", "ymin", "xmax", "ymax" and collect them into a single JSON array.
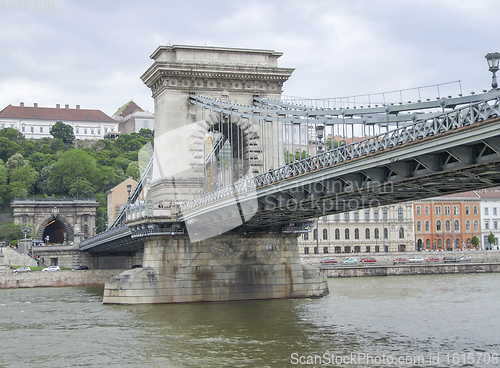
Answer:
[{"xmin": 1, "ymin": 274, "xmax": 499, "ymax": 367}]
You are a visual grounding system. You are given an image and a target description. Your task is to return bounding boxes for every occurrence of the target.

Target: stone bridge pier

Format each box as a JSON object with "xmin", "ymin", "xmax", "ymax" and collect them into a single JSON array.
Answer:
[{"xmin": 102, "ymin": 45, "xmax": 328, "ymax": 304}]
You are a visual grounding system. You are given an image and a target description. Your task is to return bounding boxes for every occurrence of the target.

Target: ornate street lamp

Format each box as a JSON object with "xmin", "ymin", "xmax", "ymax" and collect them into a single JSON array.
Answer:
[
  {"xmin": 315, "ymin": 124, "xmax": 325, "ymax": 154},
  {"xmin": 126, "ymin": 184, "xmax": 132, "ymax": 202},
  {"xmin": 485, "ymin": 52, "xmax": 500, "ymax": 89}
]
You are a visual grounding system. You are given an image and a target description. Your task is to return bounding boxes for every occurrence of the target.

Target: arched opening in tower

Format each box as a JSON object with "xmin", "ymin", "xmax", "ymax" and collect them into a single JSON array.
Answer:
[
  {"xmin": 205, "ymin": 117, "xmax": 248, "ymax": 191},
  {"xmin": 42, "ymin": 219, "xmax": 67, "ymax": 244}
]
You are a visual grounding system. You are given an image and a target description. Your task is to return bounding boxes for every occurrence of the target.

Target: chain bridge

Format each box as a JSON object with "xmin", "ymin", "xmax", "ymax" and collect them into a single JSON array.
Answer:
[{"xmin": 79, "ymin": 45, "xmax": 500, "ymax": 304}]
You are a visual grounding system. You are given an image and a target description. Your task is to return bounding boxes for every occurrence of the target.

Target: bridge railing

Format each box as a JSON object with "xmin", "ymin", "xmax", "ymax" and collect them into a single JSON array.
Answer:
[{"xmin": 179, "ymin": 94, "xmax": 500, "ymax": 213}]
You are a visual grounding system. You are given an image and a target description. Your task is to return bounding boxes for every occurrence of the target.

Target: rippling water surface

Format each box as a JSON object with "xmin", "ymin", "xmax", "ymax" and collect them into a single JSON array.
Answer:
[{"xmin": 1, "ymin": 274, "xmax": 499, "ymax": 367}]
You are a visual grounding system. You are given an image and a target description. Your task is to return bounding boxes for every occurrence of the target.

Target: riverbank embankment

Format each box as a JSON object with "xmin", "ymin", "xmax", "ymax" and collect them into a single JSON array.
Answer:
[{"xmin": 0, "ymin": 269, "xmax": 124, "ymax": 289}]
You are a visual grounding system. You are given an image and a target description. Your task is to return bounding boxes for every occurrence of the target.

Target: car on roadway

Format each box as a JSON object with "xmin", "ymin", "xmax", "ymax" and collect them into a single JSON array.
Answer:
[
  {"xmin": 393, "ymin": 258, "xmax": 407, "ymax": 265},
  {"xmin": 408, "ymin": 257, "xmax": 424, "ymax": 264},
  {"xmin": 12, "ymin": 266, "xmax": 31, "ymax": 273},
  {"xmin": 459, "ymin": 255, "xmax": 472, "ymax": 262},
  {"xmin": 443, "ymin": 256, "xmax": 458, "ymax": 263},
  {"xmin": 42, "ymin": 265, "xmax": 61, "ymax": 272},
  {"xmin": 321, "ymin": 258, "xmax": 338, "ymax": 264},
  {"xmin": 361, "ymin": 257, "xmax": 377, "ymax": 263},
  {"xmin": 426, "ymin": 257, "xmax": 440, "ymax": 262},
  {"xmin": 72, "ymin": 265, "xmax": 89, "ymax": 270},
  {"xmin": 341, "ymin": 257, "xmax": 358, "ymax": 265}
]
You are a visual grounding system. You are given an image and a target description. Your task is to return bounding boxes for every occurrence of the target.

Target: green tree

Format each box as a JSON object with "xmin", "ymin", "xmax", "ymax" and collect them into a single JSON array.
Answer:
[
  {"xmin": 0, "ymin": 127, "xmax": 25, "ymax": 143},
  {"xmin": 6, "ymin": 153, "xmax": 38, "ymax": 198},
  {"xmin": 0, "ymin": 221, "xmax": 22, "ymax": 243},
  {"xmin": 69, "ymin": 178, "xmax": 95, "ymax": 199},
  {"xmin": 471, "ymin": 235, "xmax": 479, "ymax": 249},
  {"xmin": 50, "ymin": 121, "xmax": 75, "ymax": 145},
  {"xmin": 48, "ymin": 149, "xmax": 101, "ymax": 194},
  {"xmin": 488, "ymin": 232, "xmax": 496, "ymax": 247},
  {"xmin": 0, "ymin": 137, "xmax": 21, "ymax": 162},
  {"xmin": 0, "ymin": 160, "xmax": 8, "ymax": 203},
  {"xmin": 126, "ymin": 161, "xmax": 140, "ymax": 180}
]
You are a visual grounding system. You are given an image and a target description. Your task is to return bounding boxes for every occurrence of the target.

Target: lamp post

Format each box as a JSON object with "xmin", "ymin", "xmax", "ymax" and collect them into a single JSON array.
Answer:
[
  {"xmin": 126, "ymin": 184, "xmax": 132, "ymax": 202},
  {"xmin": 485, "ymin": 52, "xmax": 500, "ymax": 89},
  {"xmin": 315, "ymin": 124, "xmax": 325, "ymax": 155}
]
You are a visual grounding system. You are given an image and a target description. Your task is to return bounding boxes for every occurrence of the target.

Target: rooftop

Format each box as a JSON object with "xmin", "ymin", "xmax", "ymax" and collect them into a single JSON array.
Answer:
[{"xmin": 0, "ymin": 103, "xmax": 116, "ymax": 123}]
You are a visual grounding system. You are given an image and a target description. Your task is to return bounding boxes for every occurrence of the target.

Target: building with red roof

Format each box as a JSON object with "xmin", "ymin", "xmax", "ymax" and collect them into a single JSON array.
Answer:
[{"xmin": 0, "ymin": 102, "xmax": 119, "ymax": 140}]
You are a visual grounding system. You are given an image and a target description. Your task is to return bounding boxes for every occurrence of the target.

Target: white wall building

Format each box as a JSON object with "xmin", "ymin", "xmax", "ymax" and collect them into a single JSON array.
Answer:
[
  {"xmin": 476, "ymin": 189, "xmax": 500, "ymax": 250},
  {"xmin": 299, "ymin": 202, "xmax": 415, "ymax": 255},
  {"xmin": 112, "ymin": 100, "xmax": 154, "ymax": 135},
  {"xmin": 0, "ymin": 102, "xmax": 118, "ymax": 140}
]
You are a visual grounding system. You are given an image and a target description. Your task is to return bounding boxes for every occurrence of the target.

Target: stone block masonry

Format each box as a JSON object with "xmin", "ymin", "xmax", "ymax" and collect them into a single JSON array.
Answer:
[{"xmin": 103, "ymin": 232, "xmax": 328, "ymax": 304}]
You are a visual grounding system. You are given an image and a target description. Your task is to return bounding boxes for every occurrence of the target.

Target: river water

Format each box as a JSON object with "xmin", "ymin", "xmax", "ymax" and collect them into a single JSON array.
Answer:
[{"xmin": 1, "ymin": 274, "xmax": 499, "ymax": 368}]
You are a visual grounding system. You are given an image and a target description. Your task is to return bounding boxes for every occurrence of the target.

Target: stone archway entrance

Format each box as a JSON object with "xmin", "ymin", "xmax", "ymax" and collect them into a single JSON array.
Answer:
[{"xmin": 42, "ymin": 218, "xmax": 68, "ymax": 244}]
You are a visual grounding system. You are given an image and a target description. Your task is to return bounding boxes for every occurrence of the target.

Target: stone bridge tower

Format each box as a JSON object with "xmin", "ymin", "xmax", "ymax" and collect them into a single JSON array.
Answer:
[{"xmin": 140, "ymin": 45, "xmax": 294, "ymax": 206}]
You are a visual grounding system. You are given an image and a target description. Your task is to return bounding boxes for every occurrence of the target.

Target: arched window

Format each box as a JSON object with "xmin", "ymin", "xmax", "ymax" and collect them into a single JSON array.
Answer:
[
  {"xmin": 345, "ymin": 228, "xmax": 350, "ymax": 240},
  {"xmin": 436, "ymin": 220, "xmax": 442, "ymax": 232},
  {"xmin": 474, "ymin": 220, "xmax": 479, "ymax": 231},
  {"xmin": 425, "ymin": 221, "xmax": 430, "ymax": 232},
  {"xmin": 397, "ymin": 207, "xmax": 403, "ymax": 220},
  {"xmin": 323, "ymin": 229, "xmax": 328, "ymax": 240},
  {"xmin": 365, "ymin": 228, "xmax": 370, "ymax": 239},
  {"xmin": 384, "ymin": 228, "xmax": 388, "ymax": 239},
  {"xmin": 399, "ymin": 227, "xmax": 405, "ymax": 239},
  {"xmin": 454, "ymin": 220, "xmax": 460, "ymax": 232},
  {"xmin": 335, "ymin": 228, "xmax": 340, "ymax": 240},
  {"xmin": 303, "ymin": 233, "xmax": 309, "ymax": 241},
  {"xmin": 466, "ymin": 220, "xmax": 471, "ymax": 232},
  {"xmin": 374, "ymin": 228, "xmax": 379, "ymax": 239},
  {"xmin": 426, "ymin": 239, "xmax": 430, "ymax": 248},
  {"xmin": 445, "ymin": 220, "xmax": 451, "ymax": 232},
  {"xmin": 437, "ymin": 239, "xmax": 442, "ymax": 248},
  {"xmin": 416, "ymin": 221, "xmax": 421, "ymax": 232},
  {"xmin": 354, "ymin": 228, "xmax": 360, "ymax": 239},
  {"xmin": 446, "ymin": 239, "xmax": 451, "ymax": 248},
  {"xmin": 313, "ymin": 229, "xmax": 318, "ymax": 240},
  {"xmin": 467, "ymin": 238, "xmax": 471, "ymax": 247}
]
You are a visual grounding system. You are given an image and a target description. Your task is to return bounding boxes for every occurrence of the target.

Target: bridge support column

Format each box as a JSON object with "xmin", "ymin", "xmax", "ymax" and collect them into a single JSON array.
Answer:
[{"xmin": 103, "ymin": 232, "xmax": 327, "ymax": 304}]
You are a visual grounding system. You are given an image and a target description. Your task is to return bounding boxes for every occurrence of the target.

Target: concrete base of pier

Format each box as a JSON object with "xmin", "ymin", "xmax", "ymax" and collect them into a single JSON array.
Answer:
[{"xmin": 102, "ymin": 232, "xmax": 328, "ymax": 304}]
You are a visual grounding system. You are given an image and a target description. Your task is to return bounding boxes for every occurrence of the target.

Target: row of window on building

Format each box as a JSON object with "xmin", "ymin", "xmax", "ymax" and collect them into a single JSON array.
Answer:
[
  {"xmin": 329, "ymin": 207, "xmax": 404, "ymax": 222},
  {"xmin": 415, "ymin": 204, "xmax": 478, "ymax": 216},
  {"xmin": 416, "ymin": 219, "xmax": 480, "ymax": 232},
  {"xmin": 19, "ymin": 126, "xmax": 114, "ymax": 135},
  {"xmin": 303, "ymin": 227, "xmax": 405, "ymax": 241}
]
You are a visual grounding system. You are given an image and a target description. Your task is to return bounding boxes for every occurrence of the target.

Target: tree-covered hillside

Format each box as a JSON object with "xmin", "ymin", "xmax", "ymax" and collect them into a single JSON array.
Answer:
[{"xmin": 0, "ymin": 125, "xmax": 154, "ymax": 232}]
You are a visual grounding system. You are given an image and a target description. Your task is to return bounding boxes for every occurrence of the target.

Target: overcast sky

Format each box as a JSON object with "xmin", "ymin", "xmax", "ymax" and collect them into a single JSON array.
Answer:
[{"xmin": 1, "ymin": 0, "xmax": 499, "ymax": 116}]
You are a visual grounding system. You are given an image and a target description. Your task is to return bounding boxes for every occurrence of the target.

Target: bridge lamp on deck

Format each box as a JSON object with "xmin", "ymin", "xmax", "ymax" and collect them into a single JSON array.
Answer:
[
  {"xmin": 126, "ymin": 184, "xmax": 132, "ymax": 201},
  {"xmin": 315, "ymin": 125, "xmax": 325, "ymax": 154},
  {"xmin": 485, "ymin": 52, "xmax": 500, "ymax": 89}
]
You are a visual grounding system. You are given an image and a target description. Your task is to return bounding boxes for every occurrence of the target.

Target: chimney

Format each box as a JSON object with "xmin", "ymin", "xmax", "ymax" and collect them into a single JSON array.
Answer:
[
  {"xmin": 76, "ymin": 105, "xmax": 80, "ymax": 110},
  {"xmin": 65, "ymin": 104, "xmax": 69, "ymax": 109},
  {"xmin": 56, "ymin": 104, "xmax": 60, "ymax": 109},
  {"xmin": 20, "ymin": 102, "xmax": 24, "ymax": 107},
  {"xmin": 34, "ymin": 103, "xmax": 38, "ymax": 108}
]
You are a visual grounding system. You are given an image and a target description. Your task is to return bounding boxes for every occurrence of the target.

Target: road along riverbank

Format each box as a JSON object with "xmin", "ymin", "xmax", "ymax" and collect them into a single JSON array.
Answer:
[
  {"xmin": 0, "ymin": 269, "xmax": 124, "ymax": 289},
  {"xmin": 321, "ymin": 262, "xmax": 500, "ymax": 277}
]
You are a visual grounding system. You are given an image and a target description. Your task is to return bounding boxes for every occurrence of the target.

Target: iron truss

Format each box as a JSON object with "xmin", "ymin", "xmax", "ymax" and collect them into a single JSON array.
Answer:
[{"xmin": 181, "ymin": 90, "xmax": 500, "ymax": 215}]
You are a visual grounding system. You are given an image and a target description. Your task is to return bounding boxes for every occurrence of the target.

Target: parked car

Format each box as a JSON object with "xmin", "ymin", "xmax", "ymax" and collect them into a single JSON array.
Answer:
[
  {"xmin": 341, "ymin": 257, "xmax": 358, "ymax": 265},
  {"xmin": 361, "ymin": 257, "xmax": 377, "ymax": 263},
  {"xmin": 12, "ymin": 266, "xmax": 31, "ymax": 273},
  {"xmin": 72, "ymin": 265, "xmax": 89, "ymax": 270},
  {"xmin": 42, "ymin": 265, "xmax": 61, "ymax": 272},
  {"xmin": 459, "ymin": 255, "xmax": 472, "ymax": 262},
  {"xmin": 408, "ymin": 257, "xmax": 424, "ymax": 264},
  {"xmin": 426, "ymin": 257, "xmax": 440, "ymax": 262},
  {"xmin": 443, "ymin": 256, "xmax": 458, "ymax": 263},
  {"xmin": 321, "ymin": 258, "xmax": 338, "ymax": 264},
  {"xmin": 393, "ymin": 258, "xmax": 407, "ymax": 265}
]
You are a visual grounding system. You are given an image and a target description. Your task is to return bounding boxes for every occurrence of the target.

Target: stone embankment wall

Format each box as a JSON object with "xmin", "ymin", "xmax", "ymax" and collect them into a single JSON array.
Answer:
[
  {"xmin": 0, "ymin": 270, "xmax": 124, "ymax": 289},
  {"xmin": 324, "ymin": 263, "xmax": 500, "ymax": 277}
]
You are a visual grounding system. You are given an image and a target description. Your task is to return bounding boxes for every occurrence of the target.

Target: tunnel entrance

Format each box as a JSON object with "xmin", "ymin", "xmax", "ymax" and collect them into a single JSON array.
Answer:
[{"xmin": 42, "ymin": 219, "xmax": 67, "ymax": 244}]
